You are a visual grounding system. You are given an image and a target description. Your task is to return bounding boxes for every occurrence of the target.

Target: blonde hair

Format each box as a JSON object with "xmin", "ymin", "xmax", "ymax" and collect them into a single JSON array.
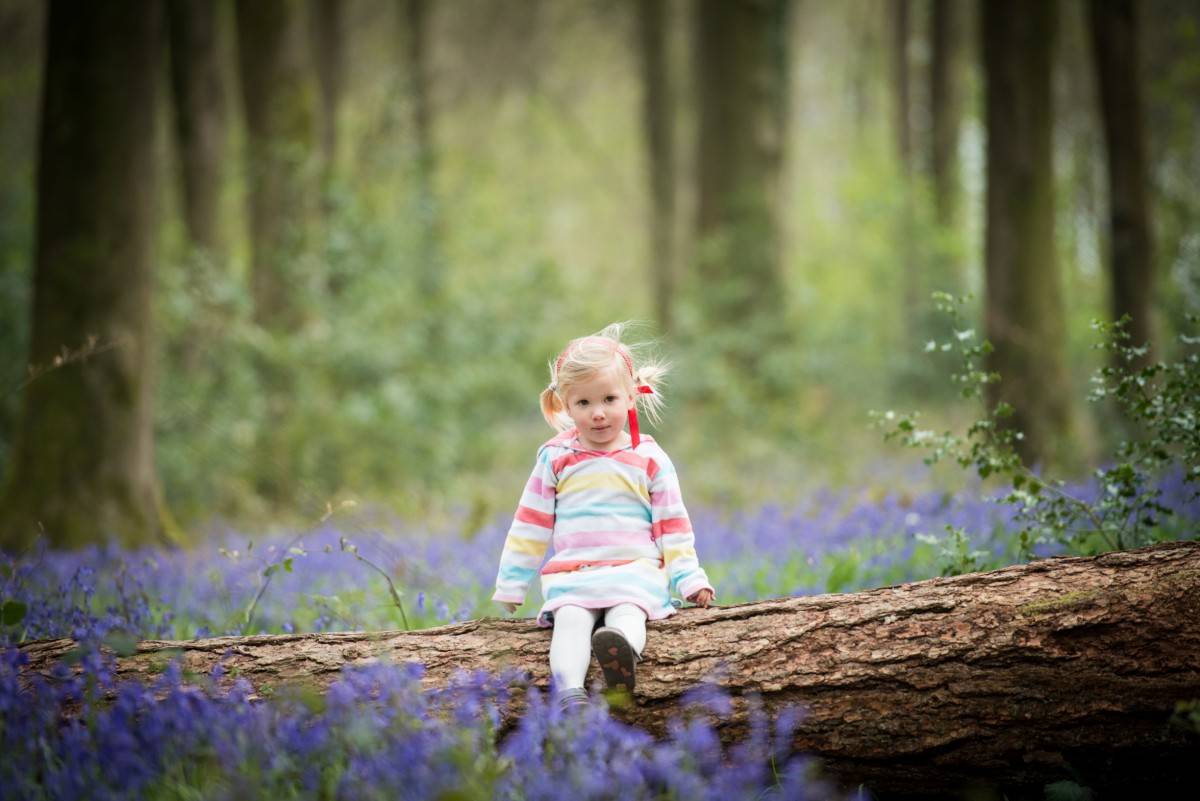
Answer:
[{"xmin": 539, "ymin": 322, "xmax": 669, "ymax": 432}]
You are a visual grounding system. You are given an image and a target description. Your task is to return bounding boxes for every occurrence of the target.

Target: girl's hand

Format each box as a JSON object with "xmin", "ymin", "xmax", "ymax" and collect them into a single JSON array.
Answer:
[
  {"xmin": 500, "ymin": 601, "xmax": 519, "ymax": 614},
  {"xmin": 687, "ymin": 589, "xmax": 714, "ymax": 608}
]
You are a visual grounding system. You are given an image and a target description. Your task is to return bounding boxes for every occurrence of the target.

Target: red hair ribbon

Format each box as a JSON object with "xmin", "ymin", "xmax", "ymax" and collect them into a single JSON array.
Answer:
[{"xmin": 629, "ymin": 384, "xmax": 654, "ymax": 449}]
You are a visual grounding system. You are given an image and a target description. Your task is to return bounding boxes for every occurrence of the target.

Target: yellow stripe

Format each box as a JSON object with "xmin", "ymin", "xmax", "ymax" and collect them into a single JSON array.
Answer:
[
  {"xmin": 557, "ymin": 472, "xmax": 649, "ymax": 501},
  {"xmin": 507, "ymin": 535, "xmax": 549, "ymax": 556},
  {"xmin": 663, "ymin": 546, "xmax": 696, "ymax": 565}
]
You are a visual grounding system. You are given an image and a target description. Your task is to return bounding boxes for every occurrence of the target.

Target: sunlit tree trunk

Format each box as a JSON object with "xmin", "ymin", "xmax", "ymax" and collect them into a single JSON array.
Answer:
[
  {"xmin": 235, "ymin": 0, "xmax": 318, "ymax": 331},
  {"xmin": 639, "ymin": 0, "xmax": 676, "ymax": 335},
  {"xmin": 166, "ymin": 0, "xmax": 227, "ymax": 255},
  {"xmin": 930, "ymin": 0, "xmax": 963, "ymax": 229},
  {"xmin": 982, "ymin": 0, "xmax": 1072, "ymax": 467},
  {"xmin": 1089, "ymin": 0, "xmax": 1155, "ymax": 368},
  {"xmin": 0, "ymin": 0, "xmax": 166, "ymax": 550},
  {"xmin": 693, "ymin": 0, "xmax": 791, "ymax": 379}
]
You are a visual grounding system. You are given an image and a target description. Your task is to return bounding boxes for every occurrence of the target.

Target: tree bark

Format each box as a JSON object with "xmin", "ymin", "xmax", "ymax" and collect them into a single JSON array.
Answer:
[
  {"xmin": 0, "ymin": 0, "xmax": 167, "ymax": 550},
  {"xmin": 166, "ymin": 0, "xmax": 228, "ymax": 255},
  {"xmin": 1088, "ymin": 0, "xmax": 1155, "ymax": 369},
  {"xmin": 21, "ymin": 541, "xmax": 1200, "ymax": 797},
  {"xmin": 639, "ymin": 0, "xmax": 677, "ymax": 335},
  {"xmin": 693, "ymin": 0, "xmax": 791, "ymax": 381},
  {"xmin": 982, "ymin": 0, "xmax": 1073, "ymax": 467}
]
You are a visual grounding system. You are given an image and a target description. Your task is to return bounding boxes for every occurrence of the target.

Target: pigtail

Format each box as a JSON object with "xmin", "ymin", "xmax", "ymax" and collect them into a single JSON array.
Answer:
[
  {"xmin": 540, "ymin": 384, "xmax": 568, "ymax": 430},
  {"xmin": 633, "ymin": 361, "xmax": 669, "ymax": 425}
]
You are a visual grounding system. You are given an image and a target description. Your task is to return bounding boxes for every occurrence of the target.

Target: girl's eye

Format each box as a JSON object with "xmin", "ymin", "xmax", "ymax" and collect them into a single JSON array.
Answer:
[
  {"xmin": 577, "ymin": 400, "xmax": 588, "ymax": 407},
  {"xmin": 605, "ymin": 395, "xmax": 618, "ymax": 403}
]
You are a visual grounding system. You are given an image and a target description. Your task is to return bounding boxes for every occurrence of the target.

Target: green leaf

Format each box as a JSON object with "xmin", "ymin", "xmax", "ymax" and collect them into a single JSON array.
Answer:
[
  {"xmin": 1, "ymin": 600, "xmax": 26, "ymax": 626},
  {"xmin": 103, "ymin": 630, "xmax": 139, "ymax": 657}
]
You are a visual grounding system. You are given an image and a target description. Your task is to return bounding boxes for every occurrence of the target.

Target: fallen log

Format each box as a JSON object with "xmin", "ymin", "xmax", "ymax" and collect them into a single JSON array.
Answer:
[{"xmin": 19, "ymin": 541, "xmax": 1200, "ymax": 798}]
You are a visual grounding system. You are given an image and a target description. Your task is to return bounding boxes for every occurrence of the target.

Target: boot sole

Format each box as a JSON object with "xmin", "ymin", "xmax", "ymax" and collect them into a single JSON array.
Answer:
[{"xmin": 591, "ymin": 626, "xmax": 637, "ymax": 693}]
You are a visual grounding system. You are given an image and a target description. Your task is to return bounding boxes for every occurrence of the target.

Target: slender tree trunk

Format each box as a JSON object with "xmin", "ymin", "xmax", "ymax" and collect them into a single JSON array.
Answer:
[
  {"xmin": 930, "ymin": 0, "xmax": 963, "ymax": 229},
  {"xmin": 22, "ymin": 542, "xmax": 1200, "ymax": 797},
  {"xmin": 403, "ymin": 0, "xmax": 442, "ymax": 314},
  {"xmin": 639, "ymin": 0, "xmax": 676, "ymax": 335},
  {"xmin": 982, "ymin": 0, "xmax": 1072, "ymax": 467},
  {"xmin": 0, "ymin": 0, "xmax": 45, "ymax": 466},
  {"xmin": 1088, "ymin": 0, "xmax": 1155, "ymax": 367},
  {"xmin": 892, "ymin": 0, "xmax": 921, "ymax": 338},
  {"xmin": 892, "ymin": 0, "xmax": 912, "ymax": 175},
  {"xmin": 0, "ymin": 0, "xmax": 166, "ymax": 550},
  {"xmin": 693, "ymin": 0, "xmax": 791, "ymax": 379},
  {"xmin": 235, "ymin": 0, "xmax": 318, "ymax": 331},
  {"xmin": 166, "ymin": 0, "xmax": 227, "ymax": 255},
  {"xmin": 310, "ymin": 0, "xmax": 346, "ymax": 187},
  {"xmin": 235, "ymin": 0, "xmax": 318, "ymax": 504}
]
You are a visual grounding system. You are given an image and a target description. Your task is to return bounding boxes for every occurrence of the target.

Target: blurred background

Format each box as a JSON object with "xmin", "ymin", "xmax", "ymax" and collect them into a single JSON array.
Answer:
[{"xmin": 0, "ymin": 0, "xmax": 1197, "ymax": 550}]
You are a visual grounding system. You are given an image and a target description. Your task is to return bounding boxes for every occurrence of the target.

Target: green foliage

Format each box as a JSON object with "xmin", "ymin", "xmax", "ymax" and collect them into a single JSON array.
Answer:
[
  {"xmin": 915, "ymin": 526, "xmax": 990, "ymax": 577},
  {"xmin": 876, "ymin": 295, "xmax": 1199, "ymax": 567},
  {"xmin": 1170, "ymin": 699, "xmax": 1200, "ymax": 736},
  {"xmin": 1, "ymin": 598, "xmax": 25, "ymax": 626}
]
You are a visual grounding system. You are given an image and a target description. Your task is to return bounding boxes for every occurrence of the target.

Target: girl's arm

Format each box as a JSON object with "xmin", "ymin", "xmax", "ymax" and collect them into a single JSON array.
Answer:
[
  {"xmin": 649, "ymin": 451, "xmax": 714, "ymax": 604},
  {"xmin": 492, "ymin": 451, "xmax": 556, "ymax": 608}
]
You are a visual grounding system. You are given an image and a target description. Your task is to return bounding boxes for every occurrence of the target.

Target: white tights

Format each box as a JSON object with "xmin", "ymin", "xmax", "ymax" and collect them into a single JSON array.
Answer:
[{"xmin": 549, "ymin": 603, "xmax": 647, "ymax": 690}]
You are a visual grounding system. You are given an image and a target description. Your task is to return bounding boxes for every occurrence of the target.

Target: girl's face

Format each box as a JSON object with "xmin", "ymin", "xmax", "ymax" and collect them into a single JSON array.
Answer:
[{"xmin": 563, "ymin": 367, "xmax": 635, "ymax": 451}]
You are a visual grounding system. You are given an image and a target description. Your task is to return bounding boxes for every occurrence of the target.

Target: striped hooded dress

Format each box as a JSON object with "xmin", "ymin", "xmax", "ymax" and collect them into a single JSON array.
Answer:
[{"xmin": 492, "ymin": 428, "xmax": 714, "ymax": 627}]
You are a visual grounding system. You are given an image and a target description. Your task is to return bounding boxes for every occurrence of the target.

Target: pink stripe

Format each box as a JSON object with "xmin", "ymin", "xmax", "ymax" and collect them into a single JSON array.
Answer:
[
  {"xmin": 554, "ymin": 529, "xmax": 651, "ymax": 550},
  {"xmin": 515, "ymin": 505, "xmax": 554, "ymax": 529},
  {"xmin": 526, "ymin": 476, "xmax": 556, "ymax": 500},
  {"xmin": 651, "ymin": 517, "xmax": 692, "ymax": 540},
  {"xmin": 651, "ymin": 488, "xmax": 682, "ymax": 506},
  {"xmin": 540, "ymin": 558, "xmax": 638, "ymax": 575}
]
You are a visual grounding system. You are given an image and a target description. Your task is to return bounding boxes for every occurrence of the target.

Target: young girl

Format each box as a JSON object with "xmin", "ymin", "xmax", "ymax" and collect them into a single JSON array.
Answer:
[{"xmin": 492, "ymin": 323, "xmax": 715, "ymax": 709}]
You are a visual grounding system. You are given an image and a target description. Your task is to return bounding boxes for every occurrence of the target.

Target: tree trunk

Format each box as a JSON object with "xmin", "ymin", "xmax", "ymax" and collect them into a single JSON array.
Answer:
[
  {"xmin": 892, "ymin": 0, "xmax": 921, "ymax": 340},
  {"xmin": 21, "ymin": 541, "xmax": 1200, "ymax": 797},
  {"xmin": 166, "ymin": 0, "xmax": 228, "ymax": 255},
  {"xmin": 892, "ymin": 0, "xmax": 912, "ymax": 175},
  {"xmin": 982, "ymin": 0, "xmax": 1073, "ymax": 467},
  {"xmin": 930, "ymin": 0, "xmax": 963, "ymax": 230},
  {"xmin": 693, "ymin": 0, "xmax": 791, "ymax": 380},
  {"xmin": 0, "ymin": 0, "xmax": 167, "ymax": 551},
  {"xmin": 639, "ymin": 0, "xmax": 676, "ymax": 335},
  {"xmin": 0, "ymin": 0, "xmax": 45, "ymax": 468},
  {"xmin": 1088, "ymin": 0, "xmax": 1155, "ymax": 368},
  {"xmin": 402, "ymin": 0, "xmax": 443, "ymax": 320},
  {"xmin": 310, "ymin": 0, "xmax": 346, "ymax": 187},
  {"xmin": 235, "ymin": 0, "xmax": 318, "ymax": 331},
  {"xmin": 235, "ymin": 0, "xmax": 318, "ymax": 504}
]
